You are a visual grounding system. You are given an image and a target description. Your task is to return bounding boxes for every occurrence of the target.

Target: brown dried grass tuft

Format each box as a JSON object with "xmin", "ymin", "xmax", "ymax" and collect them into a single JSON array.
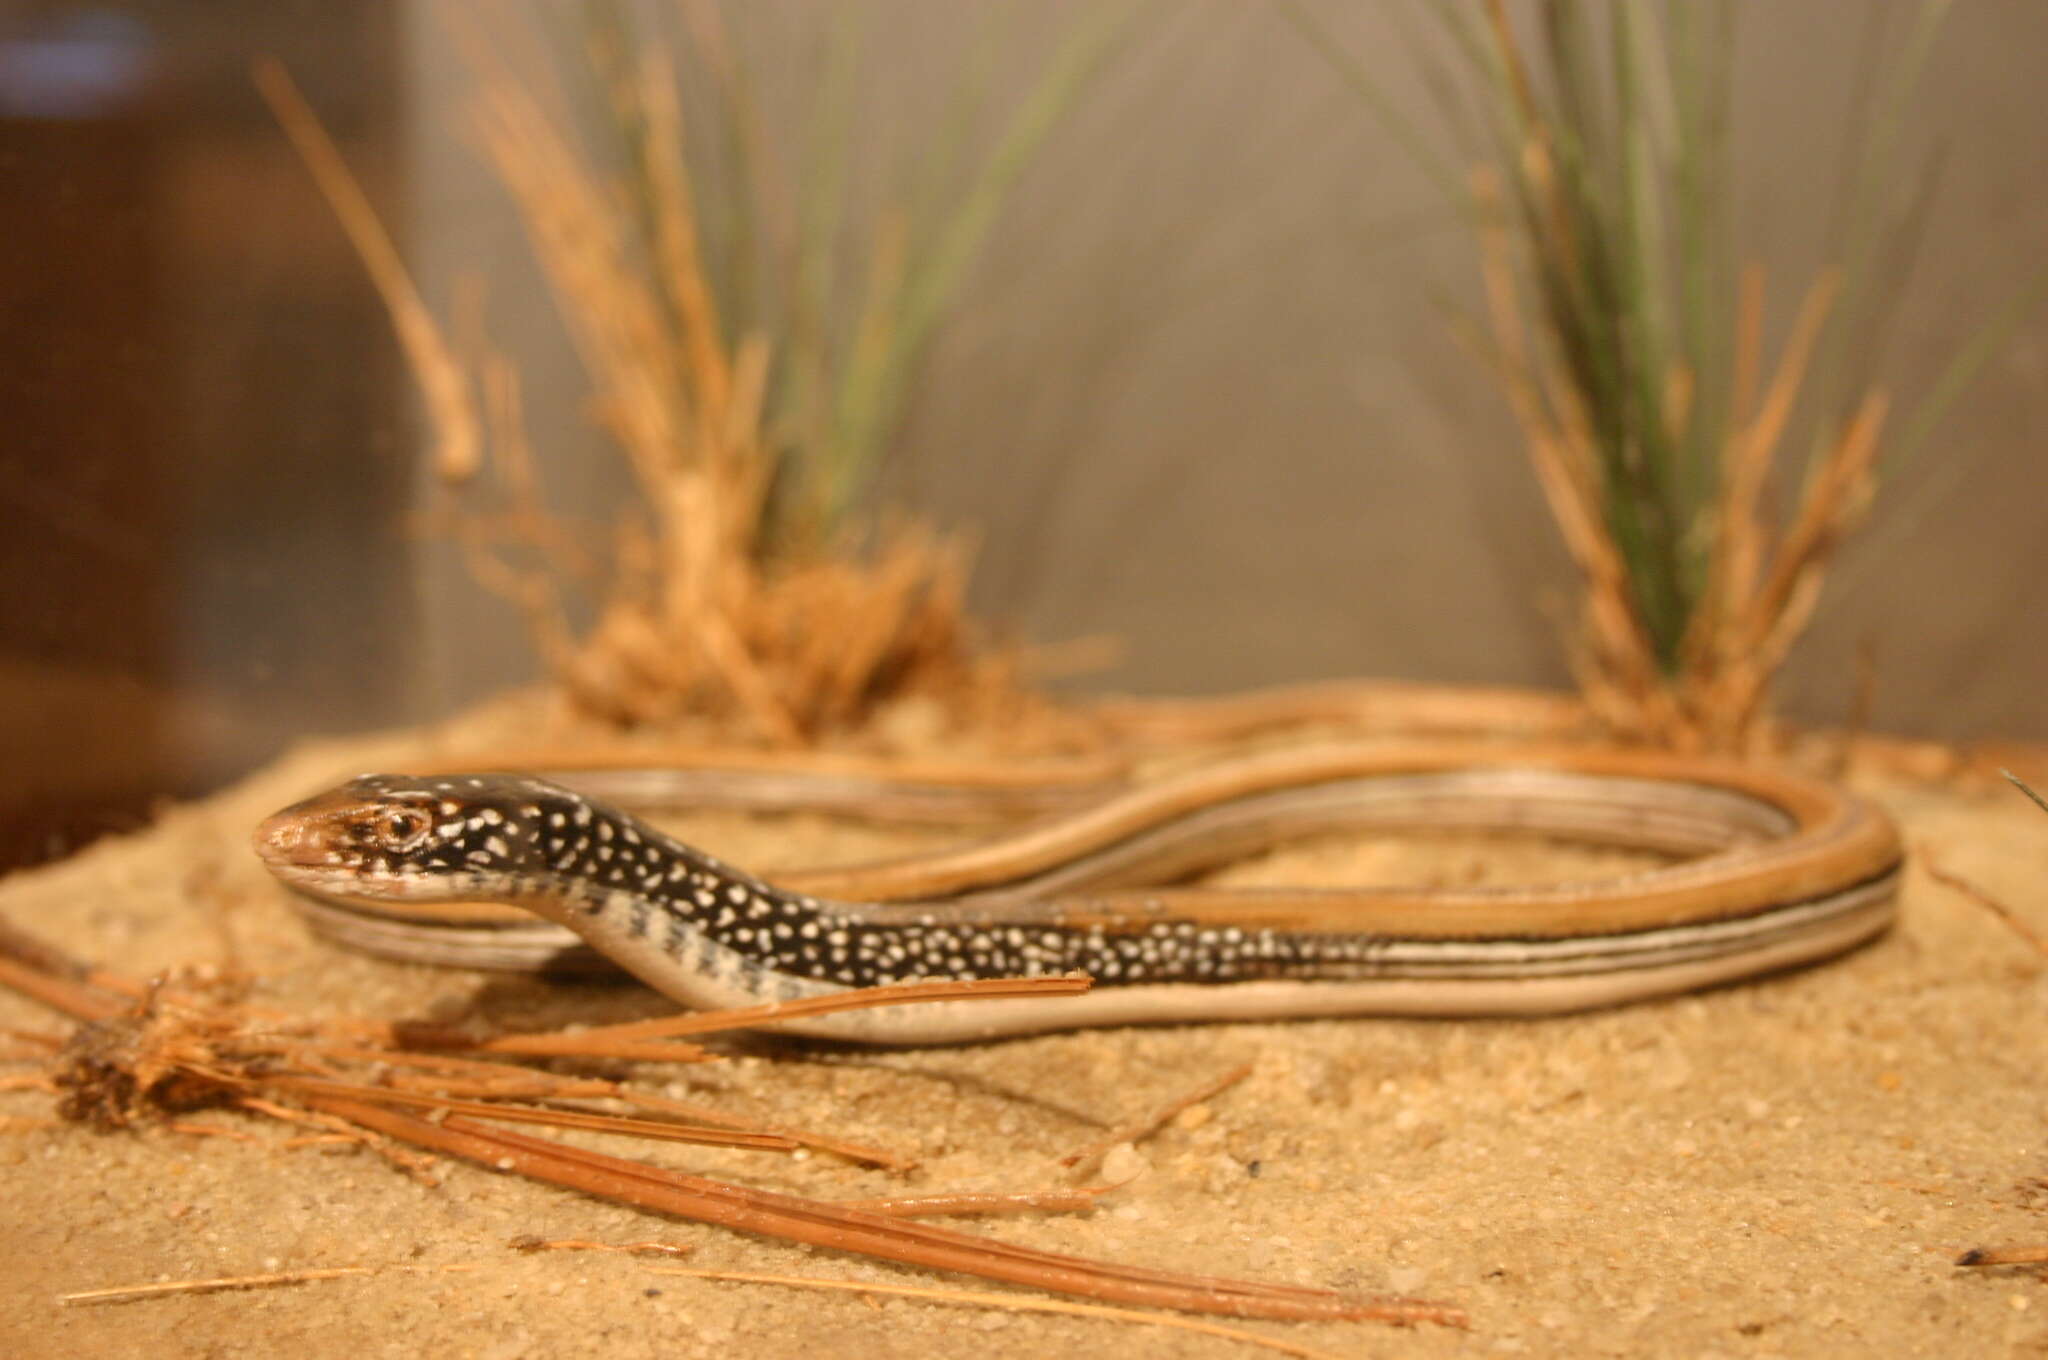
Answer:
[
  {"xmin": 256, "ymin": 37, "xmax": 1064, "ymax": 750},
  {"xmin": 1472, "ymin": 164, "xmax": 1886, "ymax": 755},
  {"xmin": 1423, "ymin": 1, "xmax": 1962, "ymax": 757}
]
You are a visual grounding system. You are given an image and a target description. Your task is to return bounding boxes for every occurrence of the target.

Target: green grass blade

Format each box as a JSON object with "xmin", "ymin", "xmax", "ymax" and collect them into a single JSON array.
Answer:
[
  {"xmin": 775, "ymin": 5, "xmax": 865, "ymax": 523},
  {"xmin": 1802, "ymin": 0, "xmax": 1955, "ymax": 478},
  {"xmin": 1683, "ymin": 2, "xmax": 1736, "ymax": 533},
  {"xmin": 903, "ymin": 4, "xmax": 1018, "ymax": 260},
  {"xmin": 1279, "ymin": 0, "xmax": 1472, "ymax": 210},
  {"xmin": 1889, "ymin": 261, "xmax": 2048, "ymax": 471},
  {"xmin": 825, "ymin": 1, "xmax": 1144, "ymax": 525},
  {"xmin": 1302, "ymin": 0, "xmax": 2007, "ymax": 679},
  {"xmin": 1387, "ymin": 0, "xmax": 1486, "ymax": 165}
]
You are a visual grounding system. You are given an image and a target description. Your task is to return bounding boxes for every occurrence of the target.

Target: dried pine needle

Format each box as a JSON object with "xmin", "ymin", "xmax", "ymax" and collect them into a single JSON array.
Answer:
[
  {"xmin": 164, "ymin": 1119, "xmax": 262, "ymax": 1143},
  {"xmin": 306, "ymin": 1098, "xmax": 1403, "ymax": 1322},
  {"xmin": 252, "ymin": 1074, "xmax": 799, "ymax": 1152},
  {"xmin": 3, "ymin": 918, "xmax": 1450, "ymax": 1325},
  {"xmin": 648, "ymin": 1265, "xmax": 1427, "ymax": 1358},
  {"xmin": 252, "ymin": 59, "xmax": 480, "ymax": 482},
  {"xmin": 60, "ymin": 1263, "xmax": 480, "ymax": 1307},
  {"xmin": 837, "ymin": 1185, "xmax": 1116, "ymax": 1219},
  {"xmin": 593, "ymin": 1087, "xmax": 913, "ymax": 1171},
  {"xmin": 2004, "ymin": 769, "xmax": 2048, "ymax": 818},
  {"xmin": 1061, "ymin": 1061, "xmax": 1253, "ymax": 1170},
  {"xmin": 478, "ymin": 974, "xmax": 1093, "ymax": 1049},
  {"xmin": 510, "ymin": 1236, "xmax": 693, "ymax": 1258},
  {"xmin": 1925, "ymin": 859, "xmax": 2048, "ymax": 961},
  {"xmin": 0, "ymin": 1071, "xmax": 58, "ymax": 1092},
  {"xmin": 1956, "ymin": 1245, "xmax": 2048, "ymax": 1268}
]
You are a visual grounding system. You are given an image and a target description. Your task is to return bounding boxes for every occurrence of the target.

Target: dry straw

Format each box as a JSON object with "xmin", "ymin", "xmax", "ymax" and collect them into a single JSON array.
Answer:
[
  {"xmin": 260, "ymin": 4, "xmax": 1136, "ymax": 743},
  {"xmin": 1293, "ymin": 0, "xmax": 2046, "ymax": 751},
  {"xmin": 0, "ymin": 916, "xmax": 1462, "ymax": 1328}
]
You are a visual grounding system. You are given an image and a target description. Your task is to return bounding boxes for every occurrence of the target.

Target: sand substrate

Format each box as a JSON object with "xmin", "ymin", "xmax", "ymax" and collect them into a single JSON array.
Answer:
[{"xmin": 4, "ymin": 718, "xmax": 2047, "ymax": 1358}]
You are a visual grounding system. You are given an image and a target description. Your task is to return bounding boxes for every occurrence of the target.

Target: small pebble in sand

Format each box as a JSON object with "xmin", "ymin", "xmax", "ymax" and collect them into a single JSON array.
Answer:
[
  {"xmin": 1177, "ymin": 1150, "xmax": 1244, "ymax": 1193},
  {"xmin": 1099, "ymin": 1142, "xmax": 1149, "ymax": 1184},
  {"xmin": 1648, "ymin": 1052, "xmax": 1693, "ymax": 1091},
  {"xmin": 1246, "ymin": 1234, "xmax": 1293, "ymax": 1270}
]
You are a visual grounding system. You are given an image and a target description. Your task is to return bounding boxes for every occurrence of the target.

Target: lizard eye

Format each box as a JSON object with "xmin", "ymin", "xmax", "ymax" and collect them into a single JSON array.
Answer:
[{"xmin": 377, "ymin": 809, "xmax": 428, "ymax": 850}]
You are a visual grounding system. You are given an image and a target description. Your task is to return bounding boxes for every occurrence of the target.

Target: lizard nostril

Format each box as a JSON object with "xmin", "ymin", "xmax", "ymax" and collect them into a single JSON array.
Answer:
[{"xmin": 252, "ymin": 812, "xmax": 312, "ymax": 864}]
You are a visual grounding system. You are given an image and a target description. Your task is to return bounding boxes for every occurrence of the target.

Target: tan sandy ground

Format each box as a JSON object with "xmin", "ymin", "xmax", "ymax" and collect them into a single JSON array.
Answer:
[{"xmin": 4, "ymin": 709, "xmax": 2048, "ymax": 1359}]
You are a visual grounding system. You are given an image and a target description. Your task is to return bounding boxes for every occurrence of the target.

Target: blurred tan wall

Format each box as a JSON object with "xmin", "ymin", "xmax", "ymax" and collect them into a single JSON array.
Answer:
[{"xmin": 403, "ymin": 0, "xmax": 2048, "ymax": 741}]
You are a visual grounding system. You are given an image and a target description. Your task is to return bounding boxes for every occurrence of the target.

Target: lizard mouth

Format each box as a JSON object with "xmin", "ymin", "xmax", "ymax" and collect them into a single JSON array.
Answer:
[
  {"xmin": 254, "ymin": 855, "xmax": 458, "ymax": 905},
  {"xmin": 251, "ymin": 811, "xmax": 399, "ymax": 895},
  {"xmin": 252, "ymin": 807, "xmax": 324, "ymax": 869}
]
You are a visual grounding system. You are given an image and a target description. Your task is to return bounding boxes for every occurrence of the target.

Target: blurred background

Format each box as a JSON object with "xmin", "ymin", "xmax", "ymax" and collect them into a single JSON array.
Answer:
[{"xmin": 2, "ymin": 0, "xmax": 2044, "ymax": 868}]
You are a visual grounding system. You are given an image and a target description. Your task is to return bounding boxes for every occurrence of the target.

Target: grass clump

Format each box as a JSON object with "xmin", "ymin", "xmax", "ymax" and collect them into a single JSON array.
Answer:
[
  {"xmin": 265, "ymin": 3, "xmax": 1137, "ymax": 741},
  {"xmin": 1293, "ymin": 0, "xmax": 2046, "ymax": 750}
]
